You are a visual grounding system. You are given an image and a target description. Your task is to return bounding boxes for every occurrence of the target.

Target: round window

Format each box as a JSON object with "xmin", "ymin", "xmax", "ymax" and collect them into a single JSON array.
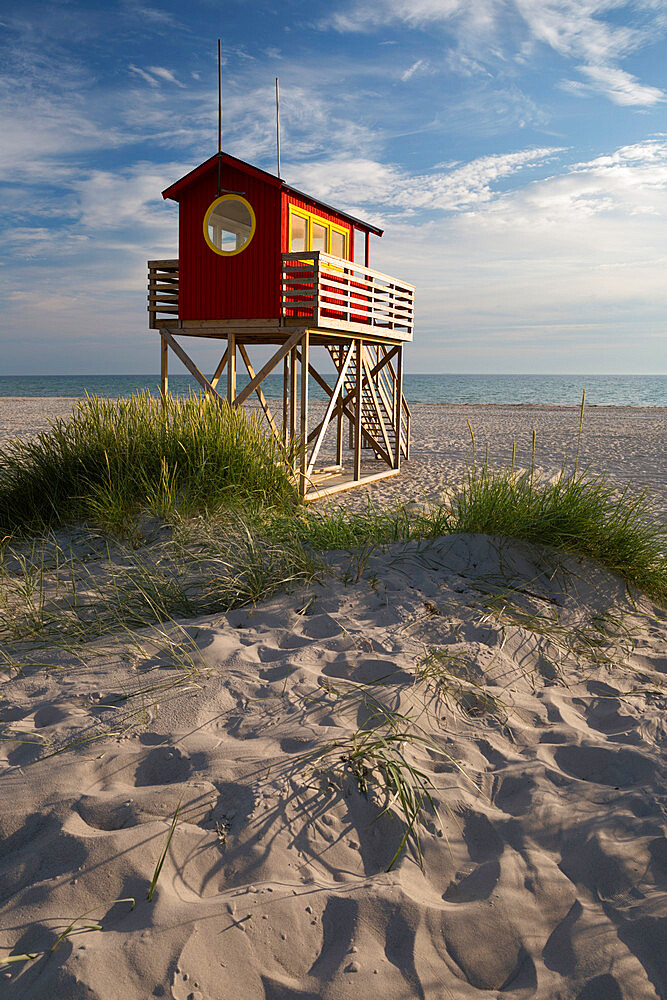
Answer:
[{"xmin": 203, "ymin": 194, "xmax": 256, "ymax": 256}]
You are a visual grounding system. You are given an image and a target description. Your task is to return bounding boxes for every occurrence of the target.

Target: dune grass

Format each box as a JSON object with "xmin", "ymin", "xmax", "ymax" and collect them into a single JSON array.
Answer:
[
  {"xmin": 0, "ymin": 391, "xmax": 298, "ymax": 536},
  {"xmin": 446, "ymin": 464, "xmax": 666, "ymax": 602},
  {"xmin": 280, "ymin": 464, "xmax": 665, "ymax": 601},
  {"xmin": 0, "ymin": 393, "xmax": 664, "ymax": 603}
]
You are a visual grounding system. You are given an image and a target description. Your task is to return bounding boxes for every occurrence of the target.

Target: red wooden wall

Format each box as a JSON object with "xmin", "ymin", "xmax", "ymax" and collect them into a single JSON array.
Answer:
[
  {"xmin": 166, "ymin": 153, "xmax": 370, "ymax": 323},
  {"xmin": 177, "ymin": 161, "xmax": 282, "ymax": 322}
]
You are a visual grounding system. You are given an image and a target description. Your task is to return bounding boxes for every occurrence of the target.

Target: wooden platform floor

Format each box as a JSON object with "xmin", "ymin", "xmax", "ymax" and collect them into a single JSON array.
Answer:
[{"xmin": 305, "ymin": 465, "xmax": 400, "ymax": 502}]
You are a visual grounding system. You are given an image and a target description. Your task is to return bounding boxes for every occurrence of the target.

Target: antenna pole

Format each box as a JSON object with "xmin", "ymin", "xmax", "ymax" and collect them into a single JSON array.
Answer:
[
  {"xmin": 217, "ymin": 38, "xmax": 223, "ymax": 196},
  {"xmin": 275, "ymin": 77, "xmax": 281, "ymax": 178}
]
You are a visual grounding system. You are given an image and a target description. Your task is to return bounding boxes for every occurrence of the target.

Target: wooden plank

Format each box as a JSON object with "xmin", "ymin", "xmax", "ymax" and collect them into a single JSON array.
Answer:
[
  {"xmin": 234, "ymin": 328, "xmax": 305, "ymax": 408},
  {"xmin": 336, "ymin": 397, "xmax": 343, "ymax": 466},
  {"xmin": 227, "ymin": 333, "xmax": 236, "ymax": 404},
  {"xmin": 354, "ymin": 340, "xmax": 363, "ymax": 481},
  {"xmin": 160, "ymin": 334, "xmax": 168, "ymax": 402},
  {"xmin": 282, "ymin": 315, "xmax": 412, "ymax": 341},
  {"xmin": 210, "ymin": 348, "xmax": 228, "ymax": 390},
  {"xmin": 299, "ymin": 332, "xmax": 309, "ymax": 497},
  {"xmin": 289, "ymin": 346, "xmax": 297, "ymax": 455},
  {"xmin": 238, "ymin": 343, "xmax": 282, "ymax": 445},
  {"xmin": 169, "ymin": 319, "xmax": 282, "ymax": 331},
  {"xmin": 305, "ymin": 466, "xmax": 400, "ymax": 503},
  {"xmin": 282, "ymin": 355, "xmax": 288, "ymax": 446},
  {"xmin": 159, "ymin": 329, "xmax": 225, "ymax": 408},
  {"xmin": 148, "ymin": 259, "xmax": 179, "ymax": 268},
  {"xmin": 306, "ymin": 342, "xmax": 354, "ymax": 477}
]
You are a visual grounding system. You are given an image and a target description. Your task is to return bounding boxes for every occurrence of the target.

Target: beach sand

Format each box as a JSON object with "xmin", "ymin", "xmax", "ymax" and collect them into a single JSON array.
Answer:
[{"xmin": 0, "ymin": 397, "xmax": 665, "ymax": 999}]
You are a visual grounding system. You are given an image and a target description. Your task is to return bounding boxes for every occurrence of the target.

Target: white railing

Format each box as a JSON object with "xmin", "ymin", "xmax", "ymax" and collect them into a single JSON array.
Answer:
[
  {"xmin": 148, "ymin": 259, "xmax": 179, "ymax": 328},
  {"xmin": 281, "ymin": 252, "xmax": 414, "ymax": 338}
]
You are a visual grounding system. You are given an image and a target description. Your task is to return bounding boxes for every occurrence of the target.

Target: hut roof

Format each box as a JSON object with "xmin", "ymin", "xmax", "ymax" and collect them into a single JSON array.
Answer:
[{"xmin": 162, "ymin": 151, "xmax": 383, "ymax": 237}]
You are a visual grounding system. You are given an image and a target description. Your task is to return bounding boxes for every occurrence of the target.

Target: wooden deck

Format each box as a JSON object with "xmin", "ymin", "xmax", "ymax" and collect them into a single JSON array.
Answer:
[
  {"xmin": 148, "ymin": 256, "xmax": 414, "ymax": 343},
  {"xmin": 304, "ymin": 466, "xmax": 400, "ymax": 502}
]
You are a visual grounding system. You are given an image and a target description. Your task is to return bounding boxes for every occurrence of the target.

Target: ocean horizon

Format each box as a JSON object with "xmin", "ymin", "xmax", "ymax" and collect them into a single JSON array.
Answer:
[{"xmin": 0, "ymin": 373, "xmax": 664, "ymax": 407}]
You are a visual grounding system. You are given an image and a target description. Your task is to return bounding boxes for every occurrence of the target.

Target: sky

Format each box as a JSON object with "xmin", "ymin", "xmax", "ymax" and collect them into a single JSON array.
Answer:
[{"xmin": 0, "ymin": 0, "xmax": 666, "ymax": 375}]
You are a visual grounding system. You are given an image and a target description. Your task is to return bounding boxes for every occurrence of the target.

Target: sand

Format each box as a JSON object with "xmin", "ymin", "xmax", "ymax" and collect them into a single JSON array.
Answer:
[{"xmin": 0, "ymin": 397, "xmax": 665, "ymax": 999}]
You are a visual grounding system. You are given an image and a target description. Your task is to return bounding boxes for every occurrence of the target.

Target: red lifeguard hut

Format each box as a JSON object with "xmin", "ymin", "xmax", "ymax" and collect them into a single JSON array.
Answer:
[{"xmin": 148, "ymin": 150, "xmax": 413, "ymax": 500}]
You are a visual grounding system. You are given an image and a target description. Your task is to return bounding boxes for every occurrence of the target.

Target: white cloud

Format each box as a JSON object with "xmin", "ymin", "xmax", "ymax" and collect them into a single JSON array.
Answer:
[
  {"xmin": 369, "ymin": 138, "xmax": 667, "ymax": 367},
  {"xmin": 577, "ymin": 64, "xmax": 664, "ymax": 106},
  {"xmin": 129, "ymin": 65, "xmax": 186, "ymax": 88},
  {"xmin": 286, "ymin": 146, "xmax": 563, "ymax": 215},
  {"xmin": 327, "ymin": 0, "xmax": 666, "ymax": 107},
  {"xmin": 401, "ymin": 58, "xmax": 431, "ymax": 81},
  {"xmin": 326, "ymin": 0, "xmax": 469, "ymax": 32}
]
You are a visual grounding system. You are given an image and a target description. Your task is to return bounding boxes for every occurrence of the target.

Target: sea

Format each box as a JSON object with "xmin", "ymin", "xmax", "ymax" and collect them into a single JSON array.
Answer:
[{"xmin": 0, "ymin": 374, "xmax": 665, "ymax": 407}]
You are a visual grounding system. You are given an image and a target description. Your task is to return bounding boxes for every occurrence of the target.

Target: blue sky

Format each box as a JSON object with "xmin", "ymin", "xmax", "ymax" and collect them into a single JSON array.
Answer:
[{"xmin": 1, "ymin": 0, "xmax": 665, "ymax": 374}]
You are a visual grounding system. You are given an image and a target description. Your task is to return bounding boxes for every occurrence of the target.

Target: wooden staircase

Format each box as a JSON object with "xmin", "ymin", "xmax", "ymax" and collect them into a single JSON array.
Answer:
[{"xmin": 327, "ymin": 343, "xmax": 410, "ymax": 466}]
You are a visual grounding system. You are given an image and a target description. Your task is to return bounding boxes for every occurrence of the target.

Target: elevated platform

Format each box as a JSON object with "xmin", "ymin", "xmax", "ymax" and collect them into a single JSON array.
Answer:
[{"xmin": 147, "ymin": 255, "xmax": 412, "ymax": 500}]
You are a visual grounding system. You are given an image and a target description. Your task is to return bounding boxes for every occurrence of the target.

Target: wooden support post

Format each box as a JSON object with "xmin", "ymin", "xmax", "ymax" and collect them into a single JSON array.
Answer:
[
  {"xmin": 336, "ymin": 397, "xmax": 343, "ymax": 466},
  {"xmin": 227, "ymin": 333, "xmax": 236, "ymax": 404},
  {"xmin": 210, "ymin": 348, "xmax": 229, "ymax": 390},
  {"xmin": 282, "ymin": 354, "xmax": 289, "ymax": 445},
  {"xmin": 289, "ymin": 346, "xmax": 297, "ymax": 457},
  {"xmin": 394, "ymin": 343, "xmax": 404, "ymax": 470},
  {"xmin": 354, "ymin": 338, "xmax": 363, "ymax": 481},
  {"xmin": 160, "ymin": 334, "xmax": 168, "ymax": 404},
  {"xmin": 299, "ymin": 332, "xmax": 309, "ymax": 497}
]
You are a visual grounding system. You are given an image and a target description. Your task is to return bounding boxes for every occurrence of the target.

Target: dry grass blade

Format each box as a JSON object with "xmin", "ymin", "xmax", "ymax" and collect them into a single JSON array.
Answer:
[
  {"xmin": 148, "ymin": 800, "xmax": 182, "ymax": 901},
  {"xmin": 302, "ymin": 700, "xmax": 470, "ymax": 872},
  {"xmin": 416, "ymin": 649, "xmax": 510, "ymax": 728},
  {"xmin": 51, "ymin": 897, "xmax": 136, "ymax": 953},
  {"xmin": 0, "ymin": 898, "xmax": 136, "ymax": 967}
]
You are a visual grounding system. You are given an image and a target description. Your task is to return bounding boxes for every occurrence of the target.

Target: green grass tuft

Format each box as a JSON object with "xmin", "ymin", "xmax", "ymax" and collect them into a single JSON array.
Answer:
[
  {"xmin": 447, "ymin": 464, "xmax": 666, "ymax": 602},
  {"xmin": 0, "ymin": 391, "xmax": 298, "ymax": 535}
]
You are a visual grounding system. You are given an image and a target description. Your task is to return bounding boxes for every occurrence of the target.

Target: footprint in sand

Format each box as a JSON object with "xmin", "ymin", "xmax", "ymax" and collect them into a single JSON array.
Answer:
[
  {"xmin": 492, "ymin": 773, "xmax": 535, "ymax": 816},
  {"xmin": 134, "ymin": 746, "xmax": 196, "ymax": 786},
  {"xmin": 443, "ymin": 859, "xmax": 501, "ymax": 902},
  {"xmin": 323, "ymin": 655, "xmax": 409, "ymax": 685},
  {"xmin": 554, "ymin": 744, "xmax": 654, "ymax": 787},
  {"xmin": 462, "ymin": 810, "xmax": 504, "ymax": 862}
]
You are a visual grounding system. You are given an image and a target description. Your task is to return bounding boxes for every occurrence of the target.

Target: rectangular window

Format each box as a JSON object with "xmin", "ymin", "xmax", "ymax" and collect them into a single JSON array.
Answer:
[
  {"xmin": 288, "ymin": 206, "xmax": 349, "ymax": 259},
  {"xmin": 331, "ymin": 229, "xmax": 345, "ymax": 259},
  {"xmin": 312, "ymin": 222, "xmax": 328, "ymax": 252},
  {"xmin": 290, "ymin": 213, "xmax": 307, "ymax": 252}
]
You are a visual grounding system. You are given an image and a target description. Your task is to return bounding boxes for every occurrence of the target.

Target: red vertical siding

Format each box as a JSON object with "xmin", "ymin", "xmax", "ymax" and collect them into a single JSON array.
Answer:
[{"xmin": 179, "ymin": 162, "xmax": 281, "ymax": 321}]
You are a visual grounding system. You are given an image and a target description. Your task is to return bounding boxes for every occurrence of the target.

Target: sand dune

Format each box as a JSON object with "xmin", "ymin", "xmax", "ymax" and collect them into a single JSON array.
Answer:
[{"xmin": 1, "ymin": 533, "xmax": 665, "ymax": 998}]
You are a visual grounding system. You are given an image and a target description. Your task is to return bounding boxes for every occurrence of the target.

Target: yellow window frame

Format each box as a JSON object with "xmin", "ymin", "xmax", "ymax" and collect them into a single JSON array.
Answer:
[
  {"xmin": 203, "ymin": 194, "xmax": 256, "ymax": 257},
  {"xmin": 288, "ymin": 205, "xmax": 349, "ymax": 260}
]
